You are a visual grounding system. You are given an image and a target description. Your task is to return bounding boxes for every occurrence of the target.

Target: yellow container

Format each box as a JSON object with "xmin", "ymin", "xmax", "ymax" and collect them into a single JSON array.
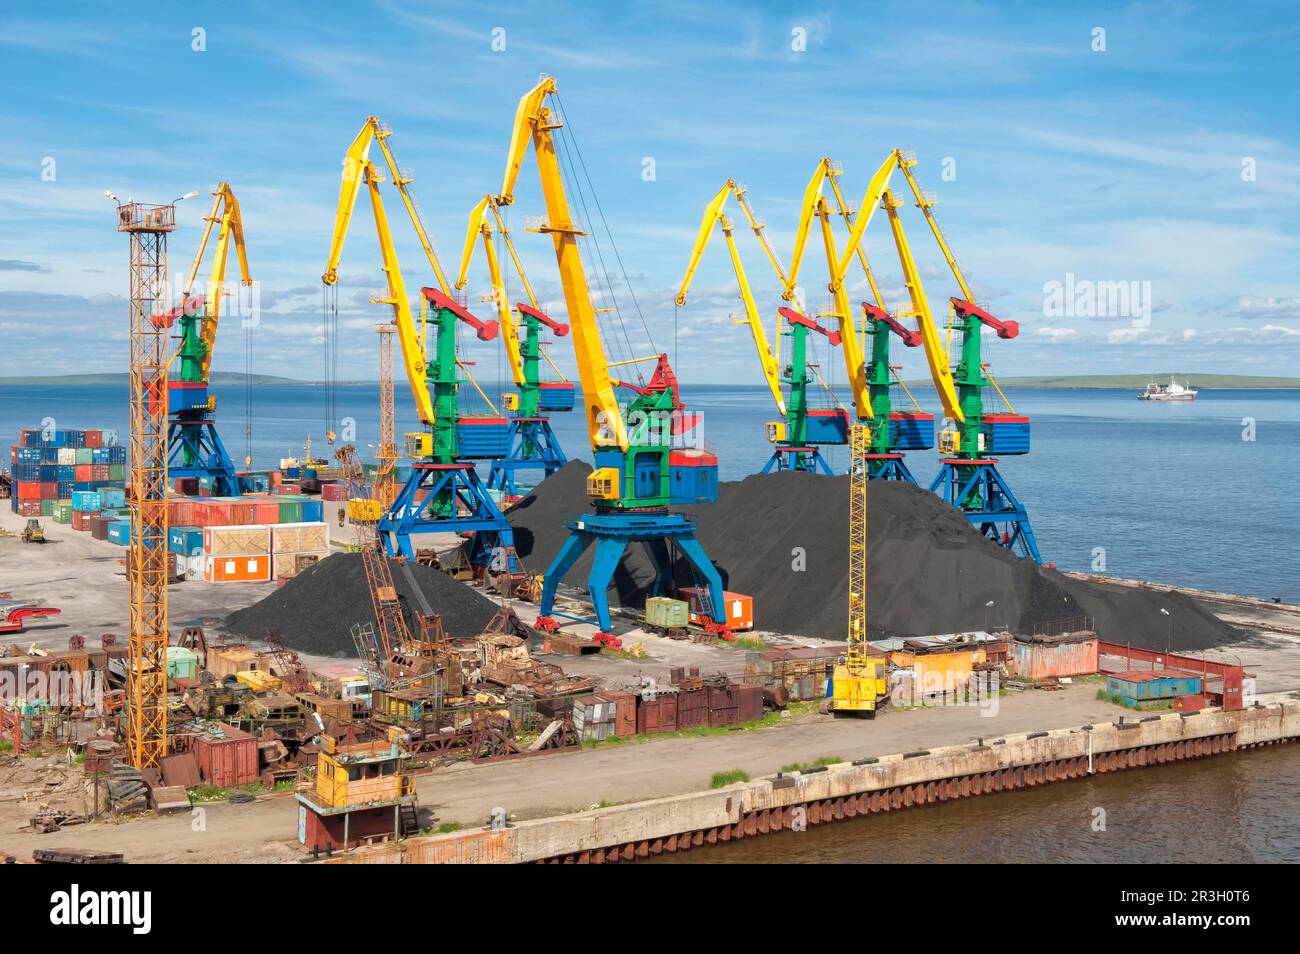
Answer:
[
  {"xmin": 235, "ymin": 669, "xmax": 283, "ymax": 692},
  {"xmin": 348, "ymin": 497, "xmax": 382, "ymax": 521}
]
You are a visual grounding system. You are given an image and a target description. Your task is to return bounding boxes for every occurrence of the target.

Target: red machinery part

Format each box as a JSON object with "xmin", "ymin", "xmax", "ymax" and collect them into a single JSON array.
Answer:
[
  {"xmin": 778, "ymin": 306, "xmax": 841, "ymax": 346},
  {"xmin": 422, "ymin": 286, "xmax": 499, "ymax": 341},
  {"xmin": 951, "ymin": 298, "xmax": 1019, "ymax": 339},
  {"xmin": 0, "ymin": 606, "xmax": 62, "ymax": 634},
  {"xmin": 861, "ymin": 301, "xmax": 922, "ymax": 347},
  {"xmin": 515, "ymin": 301, "xmax": 570, "ymax": 337}
]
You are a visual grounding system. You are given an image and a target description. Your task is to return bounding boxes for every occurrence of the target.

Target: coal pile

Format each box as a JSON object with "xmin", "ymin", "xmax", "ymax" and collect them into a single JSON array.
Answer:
[
  {"xmin": 507, "ymin": 463, "xmax": 1239, "ymax": 650},
  {"xmin": 224, "ymin": 552, "xmax": 502, "ymax": 656}
]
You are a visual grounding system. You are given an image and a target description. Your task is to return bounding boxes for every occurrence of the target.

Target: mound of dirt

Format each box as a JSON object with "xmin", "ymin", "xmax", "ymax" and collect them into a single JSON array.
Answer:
[
  {"xmin": 223, "ymin": 552, "xmax": 502, "ymax": 656},
  {"xmin": 507, "ymin": 462, "xmax": 1239, "ymax": 650}
]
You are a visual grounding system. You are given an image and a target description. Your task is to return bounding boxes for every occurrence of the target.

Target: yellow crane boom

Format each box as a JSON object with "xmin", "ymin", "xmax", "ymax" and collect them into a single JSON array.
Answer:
[
  {"xmin": 493, "ymin": 77, "xmax": 626, "ymax": 451},
  {"xmin": 180, "ymin": 182, "xmax": 251, "ymax": 383},
  {"xmin": 675, "ymin": 181, "xmax": 786, "ymax": 418}
]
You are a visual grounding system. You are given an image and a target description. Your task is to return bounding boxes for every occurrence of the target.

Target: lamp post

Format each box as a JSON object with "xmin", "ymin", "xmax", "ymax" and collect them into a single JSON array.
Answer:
[
  {"xmin": 1160, "ymin": 607, "xmax": 1171, "ymax": 660},
  {"xmin": 985, "ymin": 600, "xmax": 995, "ymax": 632}
]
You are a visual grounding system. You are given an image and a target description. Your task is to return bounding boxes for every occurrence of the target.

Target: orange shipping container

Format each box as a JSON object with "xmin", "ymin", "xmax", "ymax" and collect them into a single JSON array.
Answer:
[
  {"xmin": 193, "ymin": 723, "xmax": 259, "ymax": 787},
  {"xmin": 681, "ymin": 587, "xmax": 753, "ymax": 630},
  {"xmin": 203, "ymin": 554, "xmax": 271, "ymax": 582}
]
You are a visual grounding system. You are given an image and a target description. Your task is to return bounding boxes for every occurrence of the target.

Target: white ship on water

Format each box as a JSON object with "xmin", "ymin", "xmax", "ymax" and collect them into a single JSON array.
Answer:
[{"xmin": 1138, "ymin": 376, "xmax": 1198, "ymax": 401}]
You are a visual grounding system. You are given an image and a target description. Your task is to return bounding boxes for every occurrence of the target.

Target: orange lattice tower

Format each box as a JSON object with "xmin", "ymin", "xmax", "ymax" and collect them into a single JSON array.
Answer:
[{"xmin": 115, "ymin": 200, "xmax": 173, "ymax": 768}]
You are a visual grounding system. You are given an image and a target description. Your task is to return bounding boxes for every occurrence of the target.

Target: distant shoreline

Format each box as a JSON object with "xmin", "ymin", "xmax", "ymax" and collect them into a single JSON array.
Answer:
[{"xmin": 1, "ymin": 373, "xmax": 1298, "ymax": 390}]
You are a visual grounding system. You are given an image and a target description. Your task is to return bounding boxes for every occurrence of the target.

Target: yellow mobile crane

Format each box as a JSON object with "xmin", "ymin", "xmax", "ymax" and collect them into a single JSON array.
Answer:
[{"xmin": 831, "ymin": 423, "xmax": 890, "ymax": 715}]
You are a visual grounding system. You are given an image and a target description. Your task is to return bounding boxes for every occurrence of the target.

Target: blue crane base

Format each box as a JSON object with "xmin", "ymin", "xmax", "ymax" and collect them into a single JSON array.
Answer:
[
  {"xmin": 929, "ymin": 458, "xmax": 1042, "ymax": 562},
  {"xmin": 167, "ymin": 417, "xmax": 241, "ymax": 496},
  {"xmin": 379, "ymin": 462, "xmax": 513, "ymax": 563},
  {"xmin": 535, "ymin": 510, "xmax": 728, "ymax": 638},
  {"xmin": 487, "ymin": 417, "xmax": 568, "ymax": 496},
  {"xmin": 761, "ymin": 444, "xmax": 835, "ymax": 475},
  {"xmin": 864, "ymin": 453, "xmax": 918, "ymax": 483}
]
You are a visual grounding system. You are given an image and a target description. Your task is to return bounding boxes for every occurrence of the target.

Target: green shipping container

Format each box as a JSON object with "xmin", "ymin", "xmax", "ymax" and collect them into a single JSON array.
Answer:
[
  {"xmin": 40, "ymin": 498, "xmax": 55, "ymax": 516},
  {"xmin": 109, "ymin": 464, "xmax": 126, "ymax": 481},
  {"xmin": 278, "ymin": 500, "xmax": 303, "ymax": 523},
  {"xmin": 166, "ymin": 646, "xmax": 199, "ymax": 681},
  {"xmin": 54, "ymin": 503, "xmax": 73, "ymax": 524},
  {"xmin": 75, "ymin": 448, "xmax": 93, "ymax": 465},
  {"xmin": 646, "ymin": 596, "xmax": 690, "ymax": 629}
]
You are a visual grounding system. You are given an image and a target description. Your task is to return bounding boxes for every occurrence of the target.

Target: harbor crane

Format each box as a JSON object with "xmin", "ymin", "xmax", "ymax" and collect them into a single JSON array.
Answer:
[
  {"xmin": 869, "ymin": 155, "xmax": 1041, "ymax": 560},
  {"xmin": 456, "ymin": 195, "xmax": 576, "ymax": 495},
  {"xmin": 323, "ymin": 117, "xmax": 515, "ymax": 564},
  {"xmin": 168, "ymin": 182, "xmax": 251, "ymax": 495},
  {"xmin": 493, "ymin": 76, "xmax": 732, "ymax": 643},
  {"xmin": 676, "ymin": 181, "xmax": 847, "ymax": 474}
]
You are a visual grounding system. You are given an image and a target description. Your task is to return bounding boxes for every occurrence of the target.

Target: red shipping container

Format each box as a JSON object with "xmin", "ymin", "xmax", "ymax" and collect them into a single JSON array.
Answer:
[
  {"xmin": 635, "ymin": 694, "xmax": 678, "ymax": 735},
  {"xmin": 676, "ymin": 687, "xmax": 709, "ymax": 729},
  {"xmin": 321, "ymin": 481, "xmax": 348, "ymax": 501},
  {"xmin": 193, "ymin": 723, "xmax": 259, "ymax": 787},
  {"xmin": 174, "ymin": 477, "xmax": 200, "ymax": 496},
  {"xmin": 71, "ymin": 509, "xmax": 91, "ymax": 529},
  {"xmin": 168, "ymin": 498, "xmax": 195, "ymax": 527},
  {"xmin": 17, "ymin": 481, "xmax": 41, "ymax": 501},
  {"xmin": 254, "ymin": 501, "xmax": 280, "ymax": 525},
  {"xmin": 19, "ymin": 500, "xmax": 41, "ymax": 517},
  {"xmin": 229, "ymin": 501, "xmax": 259, "ymax": 526},
  {"xmin": 74, "ymin": 464, "xmax": 93, "ymax": 482},
  {"xmin": 84, "ymin": 429, "xmax": 103, "ymax": 448},
  {"xmin": 680, "ymin": 587, "xmax": 754, "ymax": 631},
  {"xmin": 735, "ymin": 684, "xmax": 765, "ymax": 723},
  {"xmin": 91, "ymin": 464, "xmax": 111, "ymax": 482}
]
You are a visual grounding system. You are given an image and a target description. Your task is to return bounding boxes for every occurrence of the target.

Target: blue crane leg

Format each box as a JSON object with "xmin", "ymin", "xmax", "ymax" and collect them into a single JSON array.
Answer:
[
  {"xmin": 538, "ymin": 530, "xmax": 594, "ymax": 619},
  {"xmin": 672, "ymin": 535, "xmax": 727, "ymax": 625},
  {"xmin": 585, "ymin": 537, "xmax": 630, "ymax": 634}
]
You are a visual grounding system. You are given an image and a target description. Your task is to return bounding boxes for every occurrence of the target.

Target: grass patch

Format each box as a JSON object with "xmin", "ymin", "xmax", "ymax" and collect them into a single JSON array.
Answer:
[
  {"xmin": 600, "ymin": 646, "xmax": 648, "ymax": 660},
  {"xmin": 435, "ymin": 821, "xmax": 463, "ymax": 834},
  {"xmin": 780, "ymin": 755, "xmax": 843, "ymax": 773},
  {"xmin": 1095, "ymin": 689, "xmax": 1171, "ymax": 711},
  {"xmin": 0, "ymin": 741, "xmax": 12, "ymax": 753},
  {"xmin": 729, "ymin": 637, "xmax": 768, "ymax": 651},
  {"xmin": 582, "ymin": 700, "xmax": 819, "ymax": 749},
  {"xmin": 188, "ymin": 785, "xmax": 232, "ymax": 803},
  {"xmin": 710, "ymin": 768, "xmax": 749, "ymax": 788}
]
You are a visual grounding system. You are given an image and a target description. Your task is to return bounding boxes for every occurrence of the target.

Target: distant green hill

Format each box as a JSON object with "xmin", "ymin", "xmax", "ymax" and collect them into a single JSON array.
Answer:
[
  {"xmin": 0, "ymin": 372, "xmax": 311, "ymax": 385},
  {"xmin": 904, "ymin": 374, "xmax": 1300, "ymax": 390}
]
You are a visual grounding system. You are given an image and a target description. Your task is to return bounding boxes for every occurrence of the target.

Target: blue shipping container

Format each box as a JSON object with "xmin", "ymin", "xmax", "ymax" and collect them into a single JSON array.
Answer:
[
  {"xmin": 168, "ymin": 526, "xmax": 204, "ymax": 555},
  {"xmin": 106, "ymin": 519, "xmax": 134, "ymax": 546},
  {"xmin": 301, "ymin": 499, "xmax": 323, "ymax": 523},
  {"xmin": 71, "ymin": 490, "xmax": 102, "ymax": 512},
  {"xmin": 668, "ymin": 456, "xmax": 719, "ymax": 504},
  {"xmin": 101, "ymin": 488, "xmax": 126, "ymax": 509}
]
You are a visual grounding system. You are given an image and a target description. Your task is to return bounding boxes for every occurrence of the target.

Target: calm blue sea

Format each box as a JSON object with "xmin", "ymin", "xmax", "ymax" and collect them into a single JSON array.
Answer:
[{"xmin": 2, "ymin": 382, "xmax": 1296, "ymax": 600}]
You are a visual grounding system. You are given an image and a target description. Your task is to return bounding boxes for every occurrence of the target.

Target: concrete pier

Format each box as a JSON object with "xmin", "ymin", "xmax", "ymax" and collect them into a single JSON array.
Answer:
[{"xmin": 326, "ymin": 700, "xmax": 1299, "ymax": 864}]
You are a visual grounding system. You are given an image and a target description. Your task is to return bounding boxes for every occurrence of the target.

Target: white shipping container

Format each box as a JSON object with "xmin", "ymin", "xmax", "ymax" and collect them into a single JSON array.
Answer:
[
  {"xmin": 57, "ymin": 447, "xmax": 77, "ymax": 465},
  {"xmin": 204, "ymin": 524, "xmax": 271, "ymax": 557},
  {"xmin": 271, "ymin": 521, "xmax": 329, "ymax": 554}
]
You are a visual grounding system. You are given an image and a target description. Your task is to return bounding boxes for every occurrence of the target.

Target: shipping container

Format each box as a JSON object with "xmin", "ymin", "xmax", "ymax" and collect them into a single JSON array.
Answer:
[
  {"xmin": 676, "ymin": 687, "xmax": 709, "ymax": 729},
  {"xmin": 168, "ymin": 526, "xmax": 204, "ymax": 555},
  {"xmin": 271, "ymin": 521, "xmax": 329, "ymax": 553},
  {"xmin": 680, "ymin": 587, "xmax": 754, "ymax": 630},
  {"xmin": 204, "ymin": 525, "xmax": 271, "ymax": 556},
  {"xmin": 1008, "ymin": 633, "xmax": 1099, "ymax": 681},
  {"xmin": 204, "ymin": 554, "xmax": 272, "ymax": 583},
  {"xmin": 645, "ymin": 596, "xmax": 689, "ymax": 630},
  {"xmin": 193, "ymin": 723, "xmax": 259, "ymax": 787},
  {"xmin": 1107, "ymin": 669, "xmax": 1202, "ymax": 709},
  {"xmin": 636, "ymin": 692, "xmax": 678, "ymax": 734},
  {"xmin": 273, "ymin": 551, "xmax": 326, "ymax": 581},
  {"xmin": 166, "ymin": 646, "xmax": 200, "ymax": 681}
]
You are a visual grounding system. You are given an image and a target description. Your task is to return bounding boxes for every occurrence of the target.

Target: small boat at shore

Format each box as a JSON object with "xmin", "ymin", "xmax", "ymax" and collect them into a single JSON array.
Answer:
[{"xmin": 1138, "ymin": 377, "xmax": 1198, "ymax": 401}]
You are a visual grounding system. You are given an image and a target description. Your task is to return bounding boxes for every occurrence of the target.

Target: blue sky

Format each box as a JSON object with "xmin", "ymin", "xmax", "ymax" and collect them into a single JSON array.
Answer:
[{"xmin": 2, "ymin": 0, "xmax": 1299, "ymax": 388}]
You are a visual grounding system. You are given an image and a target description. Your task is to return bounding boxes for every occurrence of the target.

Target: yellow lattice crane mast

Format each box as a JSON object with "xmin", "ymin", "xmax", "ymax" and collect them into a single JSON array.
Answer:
[
  {"xmin": 375, "ymin": 323, "xmax": 398, "ymax": 509},
  {"xmin": 112, "ymin": 197, "xmax": 177, "ymax": 767},
  {"xmin": 831, "ymin": 424, "xmax": 889, "ymax": 717}
]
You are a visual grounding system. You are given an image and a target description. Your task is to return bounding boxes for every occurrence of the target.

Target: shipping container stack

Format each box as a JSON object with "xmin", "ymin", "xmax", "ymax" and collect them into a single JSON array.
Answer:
[{"xmin": 9, "ymin": 427, "xmax": 126, "ymax": 521}]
